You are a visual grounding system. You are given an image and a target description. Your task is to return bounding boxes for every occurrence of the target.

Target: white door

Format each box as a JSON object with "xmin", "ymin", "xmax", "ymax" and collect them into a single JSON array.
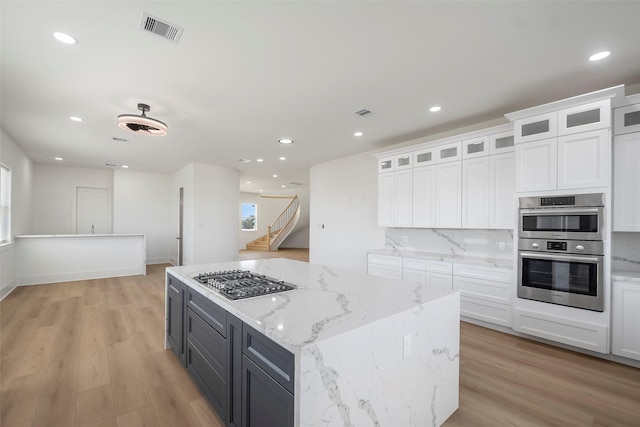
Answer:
[{"xmin": 76, "ymin": 187, "xmax": 112, "ymax": 234}]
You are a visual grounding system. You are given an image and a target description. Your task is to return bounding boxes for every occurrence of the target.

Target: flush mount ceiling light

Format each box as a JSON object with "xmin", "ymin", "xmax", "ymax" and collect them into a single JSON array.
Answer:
[
  {"xmin": 589, "ymin": 51, "xmax": 610, "ymax": 61},
  {"xmin": 70, "ymin": 116, "xmax": 83, "ymax": 122},
  {"xmin": 278, "ymin": 138, "xmax": 294, "ymax": 144},
  {"xmin": 117, "ymin": 103, "xmax": 168, "ymax": 136},
  {"xmin": 429, "ymin": 106, "xmax": 442, "ymax": 112},
  {"xmin": 53, "ymin": 32, "xmax": 77, "ymax": 44},
  {"xmin": 354, "ymin": 131, "xmax": 363, "ymax": 137}
]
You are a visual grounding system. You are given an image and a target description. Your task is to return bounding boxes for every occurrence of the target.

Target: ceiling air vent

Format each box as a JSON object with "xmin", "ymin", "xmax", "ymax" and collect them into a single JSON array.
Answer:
[
  {"xmin": 139, "ymin": 12, "xmax": 184, "ymax": 43},
  {"xmin": 112, "ymin": 137, "xmax": 128, "ymax": 142},
  {"xmin": 289, "ymin": 182, "xmax": 304, "ymax": 186},
  {"xmin": 355, "ymin": 108, "xmax": 372, "ymax": 116}
]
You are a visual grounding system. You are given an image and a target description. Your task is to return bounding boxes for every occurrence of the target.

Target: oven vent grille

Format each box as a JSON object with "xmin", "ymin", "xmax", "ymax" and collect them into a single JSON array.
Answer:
[{"xmin": 139, "ymin": 12, "xmax": 184, "ymax": 43}]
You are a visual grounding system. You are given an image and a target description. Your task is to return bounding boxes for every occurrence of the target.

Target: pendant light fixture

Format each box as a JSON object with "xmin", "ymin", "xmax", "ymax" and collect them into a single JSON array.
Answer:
[{"xmin": 117, "ymin": 103, "xmax": 168, "ymax": 136}]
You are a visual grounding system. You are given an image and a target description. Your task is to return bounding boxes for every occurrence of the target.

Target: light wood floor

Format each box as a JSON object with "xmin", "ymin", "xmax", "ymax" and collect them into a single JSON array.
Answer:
[{"xmin": 1, "ymin": 252, "xmax": 638, "ymax": 426}]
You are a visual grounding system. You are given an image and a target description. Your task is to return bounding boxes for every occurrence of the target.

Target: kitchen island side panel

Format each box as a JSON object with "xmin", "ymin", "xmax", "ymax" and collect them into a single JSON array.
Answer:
[{"xmin": 298, "ymin": 291, "xmax": 460, "ymax": 427}]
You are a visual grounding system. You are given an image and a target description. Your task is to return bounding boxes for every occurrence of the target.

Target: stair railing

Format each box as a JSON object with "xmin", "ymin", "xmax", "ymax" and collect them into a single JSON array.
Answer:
[{"xmin": 267, "ymin": 195, "xmax": 299, "ymax": 251}]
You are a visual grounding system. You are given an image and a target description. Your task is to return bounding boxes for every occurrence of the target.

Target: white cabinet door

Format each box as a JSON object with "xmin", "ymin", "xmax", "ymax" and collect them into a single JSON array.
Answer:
[
  {"xmin": 489, "ymin": 152, "xmax": 516, "ymax": 229},
  {"xmin": 515, "ymin": 138, "xmax": 557, "ymax": 192},
  {"xmin": 426, "ymin": 272, "xmax": 453, "ymax": 292},
  {"xmin": 377, "ymin": 172, "xmax": 394, "ymax": 227},
  {"xmin": 558, "ymin": 99, "xmax": 611, "ymax": 136},
  {"xmin": 368, "ymin": 254, "xmax": 402, "ymax": 279},
  {"xmin": 614, "ymin": 103, "xmax": 640, "ymax": 135},
  {"xmin": 412, "ymin": 166, "xmax": 436, "ymax": 227},
  {"xmin": 514, "ymin": 111, "xmax": 558, "ymax": 144},
  {"xmin": 613, "ymin": 132, "xmax": 640, "ymax": 231},
  {"xmin": 462, "ymin": 156, "xmax": 490, "ymax": 229},
  {"xmin": 393, "ymin": 169, "xmax": 413, "ymax": 227},
  {"xmin": 557, "ymin": 128, "xmax": 609, "ymax": 190},
  {"xmin": 435, "ymin": 162, "xmax": 462, "ymax": 228},
  {"xmin": 612, "ymin": 280, "xmax": 640, "ymax": 361}
]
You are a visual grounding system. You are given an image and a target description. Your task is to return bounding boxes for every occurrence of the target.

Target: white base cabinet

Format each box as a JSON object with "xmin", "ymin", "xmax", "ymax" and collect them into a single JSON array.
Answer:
[
  {"xmin": 612, "ymin": 279, "xmax": 640, "ymax": 361},
  {"xmin": 367, "ymin": 254, "xmax": 402, "ymax": 280}
]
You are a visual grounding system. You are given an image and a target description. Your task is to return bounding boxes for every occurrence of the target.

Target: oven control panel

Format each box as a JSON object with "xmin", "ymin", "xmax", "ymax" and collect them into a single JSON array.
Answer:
[{"xmin": 518, "ymin": 238, "xmax": 603, "ymax": 256}]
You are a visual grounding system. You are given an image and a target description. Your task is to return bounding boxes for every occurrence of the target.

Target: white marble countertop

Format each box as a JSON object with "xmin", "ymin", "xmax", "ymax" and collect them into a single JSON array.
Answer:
[
  {"xmin": 612, "ymin": 270, "xmax": 640, "ymax": 283},
  {"xmin": 15, "ymin": 234, "xmax": 144, "ymax": 238},
  {"xmin": 368, "ymin": 248, "xmax": 513, "ymax": 269},
  {"xmin": 167, "ymin": 258, "xmax": 454, "ymax": 354}
]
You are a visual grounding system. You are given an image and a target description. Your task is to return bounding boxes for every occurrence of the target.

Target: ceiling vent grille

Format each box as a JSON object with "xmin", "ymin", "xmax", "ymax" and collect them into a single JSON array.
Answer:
[
  {"xmin": 355, "ymin": 108, "xmax": 372, "ymax": 116},
  {"xmin": 139, "ymin": 12, "xmax": 184, "ymax": 43},
  {"xmin": 288, "ymin": 182, "xmax": 304, "ymax": 186},
  {"xmin": 112, "ymin": 137, "xmax": 128, "ymax": 142}
]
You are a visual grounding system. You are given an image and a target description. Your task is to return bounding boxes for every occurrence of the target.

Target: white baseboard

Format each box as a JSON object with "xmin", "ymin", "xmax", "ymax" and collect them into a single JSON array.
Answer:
[
  {"xmin": 146, "ymin": 257, "xmax": 172, "ymax": 265},
  {"xmin": 16, "ymin": 266, "xmax": 146, "ymax": 286},
  {"xmin": 0, "ymin": 278, "xmax": 17, "ymax": 301}
]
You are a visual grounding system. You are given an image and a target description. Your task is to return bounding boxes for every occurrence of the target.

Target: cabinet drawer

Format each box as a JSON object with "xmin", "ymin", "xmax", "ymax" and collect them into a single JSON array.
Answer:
[
  {"xmin": 368, "ymin": 254, "xmax": 402, "ymax": 269},
  {"xmin": 515, "ymin": 111, "xmax": 558, "ymax": 144},
  {"xmin": 186, "ymin": 307, "xmax": 227, "ymax": 378},
  {"xmin": 403, "ymin": 257, "xmax": 426, "ymax": 271},
  {"xmin": 426, "ymin": 260, "xmax": 453, "ymax": 274},
  {"xmin": 403, "ymin": 268, "xmax": 426, "ymax": 284},
  {"xmin": 558, "ymin": 99, "xmax": 610, "ymax": 136},
  {"xmin": 453, "ymin": 263, "xmax": 512, "ymax": 283},
  {"xmin": 187, "ymin": 287, "xmax": 227, "ymax": 337},
  {"xmin": 242, "ymin": 324, "xmax": 295, "ymax": 395},
  {"xmin": 453, "ymin": 276, "xmax": 511, "ymax": 304},
  {"xmin": 460, "ymin": 296, "xmax": 512, "ymax": 327},
  {"xmin": 614, "ymin": 102, "xmax": 640, "ymax": 135}
]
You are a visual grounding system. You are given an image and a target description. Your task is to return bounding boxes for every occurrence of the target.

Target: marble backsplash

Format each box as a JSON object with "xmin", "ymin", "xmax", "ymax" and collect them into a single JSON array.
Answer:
[
  {"xmin": 612, "ymin": 232, "xmax": 640, "ymax": 273},
  {"xmin": 385, "ymin": 228, "xmax": 514, "ymax": 260}
]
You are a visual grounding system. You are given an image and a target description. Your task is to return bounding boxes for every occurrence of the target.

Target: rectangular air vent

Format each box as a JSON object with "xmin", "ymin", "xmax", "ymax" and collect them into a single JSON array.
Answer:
[
  {"xmin": 355, "ymin": 108, "xmax": 372, "ymax": 116},
  {"xmin": 288, "ymin": 182, "xmax": 304, "ymax": 186},
  {"xmin": 112, "ymin": 137, "xmax": 128, "ymax": 142},
  {"xmin": 139, "ymin": 12, "xmax": 184, "ymax": 43}
]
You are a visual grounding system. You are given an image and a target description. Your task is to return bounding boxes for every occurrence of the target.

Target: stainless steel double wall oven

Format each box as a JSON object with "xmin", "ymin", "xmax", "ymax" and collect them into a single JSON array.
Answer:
[{"xmin": 517, "ymin": 193, "xmax": 605, "ymax": 312}]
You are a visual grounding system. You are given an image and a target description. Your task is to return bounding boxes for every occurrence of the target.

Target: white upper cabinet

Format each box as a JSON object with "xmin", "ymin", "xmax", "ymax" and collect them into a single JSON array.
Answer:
[
  {"xmin": 393, "ymin": 168, "xmax": 413, "ymax": 227},
  {"xmin": 613, "ymin": 131, "xmax": 640, "ymax": 231},
  {"xmin": 463, "ymin": 136, "xmax": 490, "ymax": 159},
  {"xmin": 412, "ymin": 165, "xmax": 436, "ymax": 228},
  {"xmin": 413, "ymin": 146, "xmax": 437, "ymax": 167},
  {"xmin": 557, "ymin": 129, "xmax": 609, "ymax": 190},
  {"xmin": 515, "ymin": 138, "xmax": 558, "ymax": 192},
  {"xmin": 394, "ymin": 153, "xmax": 412, "ymax": 170},
  {"xmin": 514, "ymin": 111, "xmax": 558, "ymax": 144},
  {"xmin": 435, "ymin": 141, "xmax": 462, "ymax": 163},
  {"xmin": 378, "ymin": 157, "xmax": 394, "ymax": 173},
  {"xmin": 489, "ymin": 130, "xmax": 515, "ymax": 155},
  {"xmin": 462, "ymin": 156, "xmax": 490, "ymax": 228},
  {"xmin": 614, "ymin": 102, "xmax": 640, "ymax": 135},
  {"xmin": 435, "ymin": 161, "xmax": 462, "ymax": 228},
  {"xmin": 489, "ymin": 152, "xmax": 516, "ymax": 229},
  {"xmin": 558, "ymin": 99, "xmax": 611, "ymax": 136}
]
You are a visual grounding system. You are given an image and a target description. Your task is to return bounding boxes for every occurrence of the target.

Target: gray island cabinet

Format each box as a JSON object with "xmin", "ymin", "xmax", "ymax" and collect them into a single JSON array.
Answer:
[{"xmin": 165, "ymin": 259, "xmax": 460, "ymax": 427}]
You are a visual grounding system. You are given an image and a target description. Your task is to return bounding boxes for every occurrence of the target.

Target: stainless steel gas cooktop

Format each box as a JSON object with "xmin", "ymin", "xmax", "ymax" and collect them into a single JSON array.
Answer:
[{"xmin": 192, "ymin": 270, "xmax": 297, "ymax": 300}]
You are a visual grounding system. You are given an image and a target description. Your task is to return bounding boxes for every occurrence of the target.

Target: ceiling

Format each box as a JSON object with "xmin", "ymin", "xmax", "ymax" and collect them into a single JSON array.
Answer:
[{"xmin": 2, "ymin": 1, "xmax": 640, "ymax": 194}]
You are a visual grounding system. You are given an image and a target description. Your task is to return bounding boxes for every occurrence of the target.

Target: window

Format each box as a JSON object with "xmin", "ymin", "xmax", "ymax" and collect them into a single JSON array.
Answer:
[
  {"xmin": 0, "ymin": 164, "xmax": 11, "ymax": 244},
  {"xmin": 241, "ymin": 203, "xmax": 257, "ymax": 231}
]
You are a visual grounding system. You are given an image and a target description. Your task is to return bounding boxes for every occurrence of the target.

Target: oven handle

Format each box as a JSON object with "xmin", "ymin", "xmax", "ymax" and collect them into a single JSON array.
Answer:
[
  {"xmin": 519, "ymin": 251, "xmax": 602, "ymax": 264},
  {"xmin": 520, "ymin": 207, "xmax": 602, "ymax": 216}
]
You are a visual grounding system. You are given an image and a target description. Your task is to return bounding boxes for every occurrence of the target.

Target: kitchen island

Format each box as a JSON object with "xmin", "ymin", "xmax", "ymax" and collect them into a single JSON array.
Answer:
[{"xmin": 165, "ymin": 258, "xmax": 460, "ymax": 427}]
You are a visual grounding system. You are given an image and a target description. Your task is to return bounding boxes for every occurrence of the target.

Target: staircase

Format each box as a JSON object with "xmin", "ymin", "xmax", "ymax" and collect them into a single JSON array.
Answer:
[{"xmin": 246, "ymin": 195, "xmax": 300, "ymax": 252}]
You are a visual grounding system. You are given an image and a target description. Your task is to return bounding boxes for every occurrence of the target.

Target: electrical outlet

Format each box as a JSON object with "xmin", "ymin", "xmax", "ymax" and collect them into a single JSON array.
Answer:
[
  {"xmin": 403, "ymin": 334, "xmax": 411, "ymax": 358},
  {"xmin": 498, "ymin": 242, "xmax": 506, "ymax": 251}
]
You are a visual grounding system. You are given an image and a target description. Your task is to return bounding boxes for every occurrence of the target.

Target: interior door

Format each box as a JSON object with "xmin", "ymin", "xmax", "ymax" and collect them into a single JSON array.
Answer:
[
  {"xmin": 178, "ymin": 187, "xmax": 184, "ymax": 266},
  {"xmin": 76, "ymin": 187, "xmax": 112, "ymax": 234}
]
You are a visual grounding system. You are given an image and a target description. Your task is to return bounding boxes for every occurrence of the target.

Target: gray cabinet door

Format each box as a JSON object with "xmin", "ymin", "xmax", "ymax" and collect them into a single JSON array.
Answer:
[
  {"xmin": 166, "ymin": 276, "xmax": 184, "ymax": 364},
  {"xmin": 241, "ymin": 355, "xmax": 294, "ymax": 427}
]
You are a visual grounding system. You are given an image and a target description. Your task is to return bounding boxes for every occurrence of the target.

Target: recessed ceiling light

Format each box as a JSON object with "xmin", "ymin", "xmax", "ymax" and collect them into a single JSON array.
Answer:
[
  {"xmin": 279, "ymin": 138, "xmax": 294, "ymax": 144},
  {"xmin": 272, "ymin": 174, "xmax": 278, "ymax": 178},
  {"xmin": 429, "ymin": 106, "xmax": 442, "ymax": 112},
  {"xmin": 256, "ymin": 158, "xmax": 264, "ymax": 162},
  {"xmin": 53, "ymin": 32, "xmax": 77, "ymax": 44},
  {"xmin": 122, "ymin": 165, "xmax": 129, "ymax": 169},
  {"xmin": 279, "ymin": 157, "xmax": 286, "ymax": 160},
  {"xmin": 589, "ymin": 51, "xmax": 610, "ymax": 61},
  {"xmin": 259, "ymin": 189, "xmax": 263, "ymax": 192},
  {"xmin": 54, "ymin": 157, "xmax": 63, "ymax": 161},
  {"xmin": 281, "ymin": 185, "xmax": 286, "ymax": 188},
  {"xmin": 245, "ymin": 181, "xmax": 251, "ymax": 184},
  {"xmin": 70, "ymin": 116, "xmax": 83, "ymax": 122},
  {"xmin": 354, "ymin": 131, "xmax": 363, "ymax": 137}
]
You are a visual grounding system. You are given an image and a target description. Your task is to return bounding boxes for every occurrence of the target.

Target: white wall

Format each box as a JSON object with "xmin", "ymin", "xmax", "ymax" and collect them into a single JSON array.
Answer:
[
  {"xmin": 113, "ymin": 169, "xmax": 173, "ymax": 264},
  {"xmin": 238, "ymin": 187, "xmax": 310, "ymax": 249},
  {"xmin": 32, "ymin": 164, "xmax": 113, "ymax": 234},
  {"xmin": 0, "ymin": 128, "xmax": 34, "ymax": 299},
  {"xmin": 172, "ymin": 163, "xmax": 239, "ymax": 265},
  {"xmin": 309, "ymin": 151, "xmax": 384, "ymax": 272}
]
